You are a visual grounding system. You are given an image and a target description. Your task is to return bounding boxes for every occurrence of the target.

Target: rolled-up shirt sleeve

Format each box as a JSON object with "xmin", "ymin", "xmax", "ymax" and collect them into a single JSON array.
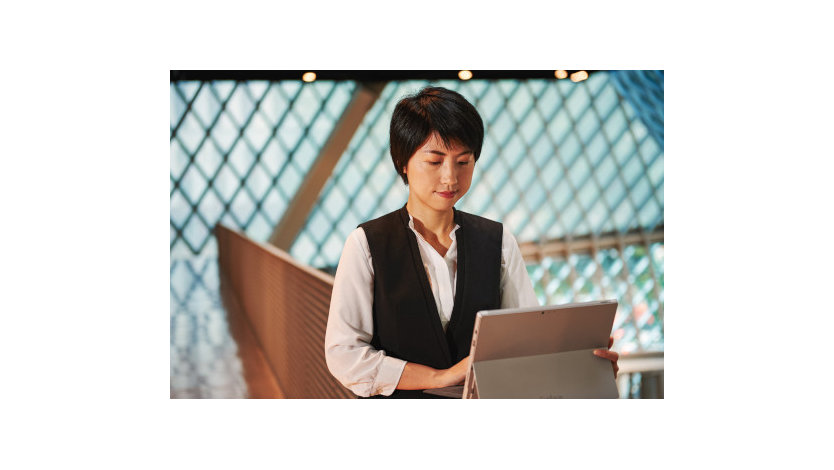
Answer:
[
  {"xmin": 500, "ymin": 227, "xmax": 541, "ymax": 309},
  {"xmin": 324, "ymin": 227, "xmax": 407, "ymax": 397}
]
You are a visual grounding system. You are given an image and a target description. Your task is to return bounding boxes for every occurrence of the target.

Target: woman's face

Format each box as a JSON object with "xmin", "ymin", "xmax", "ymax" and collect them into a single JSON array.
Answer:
[{"xmin": 404, "ymin": 132, "xmax": 475, "ymax": 214}]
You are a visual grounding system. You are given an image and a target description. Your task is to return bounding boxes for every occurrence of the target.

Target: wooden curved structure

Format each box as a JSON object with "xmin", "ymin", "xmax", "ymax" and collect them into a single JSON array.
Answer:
[{"xmin": 216, "ymin": 224, "xmax": 354, "ymax": 399}]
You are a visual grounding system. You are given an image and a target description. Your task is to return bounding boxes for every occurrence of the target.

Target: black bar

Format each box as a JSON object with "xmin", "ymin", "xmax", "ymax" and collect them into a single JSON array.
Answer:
[{"xmin": 170, "ymin": 70, "xmax": 599, "ymax": 82}]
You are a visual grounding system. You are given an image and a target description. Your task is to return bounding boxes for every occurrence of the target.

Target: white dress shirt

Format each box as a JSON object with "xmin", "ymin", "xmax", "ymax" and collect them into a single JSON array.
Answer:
[{"xmin": 324, "ymin": 215, "xmax": 540, "ymax": 397}]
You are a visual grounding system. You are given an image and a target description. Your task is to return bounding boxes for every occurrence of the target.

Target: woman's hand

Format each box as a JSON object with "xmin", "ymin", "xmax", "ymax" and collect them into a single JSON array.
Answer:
[
  {"xmin": 397, "ymin": 355, "xmax": 472, "ymax": 390},
  {"xmin": 439, "ymin": 355, "xmax": 471, "ymax": 387},
  {"xmin": 593, "ymin": 336, "xmax": 619, "ymax": 378}
]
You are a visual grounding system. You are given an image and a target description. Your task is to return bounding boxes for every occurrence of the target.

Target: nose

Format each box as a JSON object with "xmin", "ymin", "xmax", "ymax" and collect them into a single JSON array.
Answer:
[{"xmin": 440, "ymin": 159, "xmax": 458, "ymax": 185}]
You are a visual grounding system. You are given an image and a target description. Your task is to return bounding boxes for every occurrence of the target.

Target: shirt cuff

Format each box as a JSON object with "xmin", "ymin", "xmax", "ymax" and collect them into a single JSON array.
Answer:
[{"xmin": 373, "ymin": 356, "xmax": 407, "ymax": 396}]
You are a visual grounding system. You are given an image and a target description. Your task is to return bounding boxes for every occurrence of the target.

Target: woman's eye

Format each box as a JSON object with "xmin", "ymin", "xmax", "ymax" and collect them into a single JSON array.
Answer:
[
  {"xmin": 428, "ymin": 161, "xmax": 441, "ymax": 166},
  {"xmin": 457, "ymin": 161, "xmax": 470, "ymax": 166}
]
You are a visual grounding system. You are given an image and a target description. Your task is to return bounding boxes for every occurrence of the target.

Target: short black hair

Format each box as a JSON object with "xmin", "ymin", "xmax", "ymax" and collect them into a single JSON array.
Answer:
[{"xmin": 389, "ymin": 86, "xmax": 484, "ymax": 185}]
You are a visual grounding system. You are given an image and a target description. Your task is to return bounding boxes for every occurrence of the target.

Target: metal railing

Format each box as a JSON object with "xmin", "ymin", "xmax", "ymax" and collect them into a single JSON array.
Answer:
[{"xmin": 617, "ymin": 351, "xmax": 664, "ymax": 398}]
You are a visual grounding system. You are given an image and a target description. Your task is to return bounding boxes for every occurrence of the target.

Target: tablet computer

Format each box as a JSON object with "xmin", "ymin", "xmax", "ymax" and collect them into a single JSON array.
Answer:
[{"xmin": 459, "ymin": 299, "xmax": 619, "ymax": 399}]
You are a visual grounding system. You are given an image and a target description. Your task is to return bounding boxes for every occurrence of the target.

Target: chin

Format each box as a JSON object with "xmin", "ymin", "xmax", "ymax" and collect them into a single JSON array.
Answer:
[
  {"xmin": 426, "ymin": 199, "xmax": 455, "ymax": 212},
  {"xmin": 440, "ymin": 199, "xmax": 461, "ymax": 210}
]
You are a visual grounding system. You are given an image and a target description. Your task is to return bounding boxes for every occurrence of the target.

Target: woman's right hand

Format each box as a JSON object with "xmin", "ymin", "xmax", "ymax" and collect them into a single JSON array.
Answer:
[
  {"xmin": 438, "ymin": 355, "xmax": 471, "ymax": 388},
  {"xmin": 396, "ymin": 355, "xmax": 472, "ymax": 390}
]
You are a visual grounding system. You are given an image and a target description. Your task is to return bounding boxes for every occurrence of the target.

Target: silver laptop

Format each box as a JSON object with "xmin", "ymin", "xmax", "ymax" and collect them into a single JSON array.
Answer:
[{"xmin": 425, "ymin": 300, "xmax": 619, "ymax": 399}]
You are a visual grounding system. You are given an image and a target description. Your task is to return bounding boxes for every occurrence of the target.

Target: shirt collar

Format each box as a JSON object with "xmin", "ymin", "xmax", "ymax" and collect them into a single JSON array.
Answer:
[{"xmin": 406, "ymin": 213, "xmax": 461, "ymax": 241}]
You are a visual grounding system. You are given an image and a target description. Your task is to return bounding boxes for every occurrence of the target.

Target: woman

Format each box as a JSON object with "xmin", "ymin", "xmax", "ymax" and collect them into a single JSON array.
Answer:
[{"xmin": 324, "ymin": 86, "xmax": 618, "ymax": 398}]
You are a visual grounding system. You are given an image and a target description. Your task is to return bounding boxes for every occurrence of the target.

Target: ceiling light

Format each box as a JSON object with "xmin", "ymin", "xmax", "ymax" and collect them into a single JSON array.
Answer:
[
  {"xmin": 569, "ymin": 70, "xmax": 588, "ymax": 82},
  {"xmin": 458, "ymin": 70, "xmax": 473, "ymax": 80},
  {"xmin": 555, "ymin": 70, "xmax": 568, "ymax": 79},
  {"xmin": 302, "ymin": 72, "xmax": 316, "ymax": 82}
]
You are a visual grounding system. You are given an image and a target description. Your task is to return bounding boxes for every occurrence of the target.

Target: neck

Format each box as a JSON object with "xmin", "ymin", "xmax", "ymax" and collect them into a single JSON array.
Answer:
[{"xmin": 405, "ymin": 200, "xmax": 455, "ymax": 239}]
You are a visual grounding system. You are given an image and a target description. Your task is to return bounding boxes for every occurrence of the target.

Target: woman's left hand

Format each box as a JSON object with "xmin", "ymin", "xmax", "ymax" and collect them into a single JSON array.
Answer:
[{"xmin": 593, "ymin": 336, "xmax": 619, "ymax": 378}]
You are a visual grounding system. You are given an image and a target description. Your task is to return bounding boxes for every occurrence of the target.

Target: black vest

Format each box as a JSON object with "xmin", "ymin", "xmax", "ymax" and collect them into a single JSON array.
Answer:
[{"xmin": 359, "ymin": 206, "xmax": 503, "ymax": 398}]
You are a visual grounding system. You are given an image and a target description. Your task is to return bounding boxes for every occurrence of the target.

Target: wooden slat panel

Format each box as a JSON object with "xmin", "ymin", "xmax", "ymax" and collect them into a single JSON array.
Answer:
[
  {"xmin": 219, "ymin": 270, "xmax": 285, "ymax": 398},
  {"xmin": 216, "ymin": 223, "xmax": 355, "ymax": 399}
]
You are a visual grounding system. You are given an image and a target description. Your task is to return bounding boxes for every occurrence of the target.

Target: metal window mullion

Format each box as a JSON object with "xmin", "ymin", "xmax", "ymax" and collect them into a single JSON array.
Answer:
[
  {"xmin": 305, "ymin": 165, "xmax": 348, "ymax": 258},
  {"xmin": 533, "ymin": 83, "xmax": 621, "ymax": 163},
  {"xmin": 171, "ymin": 82, "xmax": 234, "ymax": 200},
  {"xmin": 319, "ymin": 103, "xmax": 382, "ymax": 222},
  {"xmin": 617, "ymin": 133, "xmax": 661, "ymax": 225},
  {"xmin": 262, "ymin": 81, "xmax": 307, "ymax": 174},
  {"xmin": 564, "ymin": 83, "xmax": 628, "ymax": 232},
  {"xmin": 238, "ymin": 161, "xmax": 278, "ymax": 231},
  {"xmin": 326, "ymin": 129, "xmax": 378, "ymax": 223},
  {"xmin": 630, "ymin": 131, "xmax": 663, "ymax": 202},
  {"xmin": 591, "ymin": 235, "xmax": 608, "ymax": 303},
  {"xmin": 616, "ymin": 237, "xmax": 644, "ymax": 352},
  {"xmin": 176, "ymin": 135, "xmax": 255, "ymax": 246},
  {"xmin": 221, "ymin": 115, "xmax": 289, "ymax": 232},
  {"xmin": 204, "ymin": 80, "xmax": 245, "ymax": 152},
  {"xmin": 564, "ymin": 138, "xmax": 620, "ymax": 235},
  {"xmin": 518, "ymin": 228, "xmax": 662, "ymax": 259},
  {"xmin": 593, "ymin": 109, "xmax": 646, "ymax": 234},
  {"xmin": 170, "ymin": 81, "xmax": 206, "ymax": 140},
  {"xmin": 239, "ymin": 81, "xmax": 290, "ymax": 160},
  {"xmin": 565, "ymin": 239, "xmax": 578, "ymax": 302},
  {"xmin": 170, "ymin": 138, "xmax": 203, "ymax": 198},
  {"xmin": 490, "ymin": 81, "xmax": 549, "ymax": 236},
  {"xmin": 592, "ymin": 92, "xmax": 664, "ymax": 217},
  {"xmin": 643, "ymin": 235, "xmax": 664, "ymax": 332},
  {"xmin": 179, "ymin": 85, "xmax": 239, "ymax": 169},
  {"xmin": 471, "ymin": 104, "xmax": 525, "ymax": 214},
  {"xmin": 352, "ymin": 140, "xmax": 398, "ymax": 221},
  {"xmin": 537, "ymin": 91, "xmax": 596, "ymax": 237},
  {"xmin": 525, "ymin": 84, "xmax": 623, "ymax": 202},
  {"xmin": 189, "ymin": 162, "xmax": 242, "ymax": 240},
  {"xmin": 541, "ymin": 257, "xmax": 555, "ymax": 303},
  {"xmin": 176, "ymin": 258, "xmax": 208, "ymax": 311},
  {"xmin": 282, "ymin": 82, "xmax": 342, "ymax": 170},
  {"xmin": 524, "ymin": 100, "xmax": 578, "ymax": 238},
  {"xmin": 365, "ymin": 149, "xmax": 406, "ymax": 222},
  {"xmin": 506, "ymin": 81, "xmax": 558, "ymax": 238},
  {"xmin": 177, "ymin": 210, "xmax": 212, "ymax": 254},
  {"xmin": 169, "ymin": 260, "xmax": 186, "ymax": 305},
  {"xmin": 469, "ymin": 79, "xmax": 497, "ymax": 115},
  {"xmin": 219, "ymin": 83, "xmax": 280, "ymax": 193},
  {"xmin": 270, "ymin": 81, "xmax": 387, "ymax": 250},
  {"xmin": 306, "ymin": 147, "xmax": 352, "ymax": 223},
  {"xmin": 479, "ymin": 83, "xmax": 524, "ymax": 150},
  {"xmin": 172, "ymin": 178, "xmax": 214, "ymax": 255},
  {"xmin": 170, "ymin": 219, "xmax": 184, "ymax": 251},
  {"xmin": 181, "ymin": 81, "xmax": 251, "ymax": 209},
  {"xmin": 259, "ymin": 82, "xmax": 307, "ymax": 196},
  {"xmin": 183, "ymin": 258, "xmax": 214, "ymax": 301},
  {"xmin": 570, "ymin": 102, "xmax": 640, "ymax": 231}
]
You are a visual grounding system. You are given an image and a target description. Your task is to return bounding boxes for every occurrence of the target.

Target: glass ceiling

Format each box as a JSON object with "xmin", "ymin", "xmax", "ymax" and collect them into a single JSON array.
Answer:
[{"xmin": 290, "ymin": 75, "xmax": 663, "ymax": 269}]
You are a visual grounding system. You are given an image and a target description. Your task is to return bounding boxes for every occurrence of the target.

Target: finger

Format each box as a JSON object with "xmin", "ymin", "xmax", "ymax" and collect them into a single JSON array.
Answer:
[
  {"xmin": 593, "ymin": 350, "xmax": 619, "ymax": 377},
  {"xmin": 593, "ymin": 350, "xmax": 618, "ymax": 361},
  {"xmin": 608, "ymin": 336, "xmax": 614, "ymax": 349}
]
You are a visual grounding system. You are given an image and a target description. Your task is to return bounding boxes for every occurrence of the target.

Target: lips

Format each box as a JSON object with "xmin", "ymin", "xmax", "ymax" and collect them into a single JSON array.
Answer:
[{"xmin": 436, "ymin": 191, "xmax": 457, "ymax": 199}]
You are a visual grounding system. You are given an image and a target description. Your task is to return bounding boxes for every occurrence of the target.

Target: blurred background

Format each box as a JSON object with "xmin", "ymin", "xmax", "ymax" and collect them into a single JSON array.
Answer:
[{"xmin": 170, "ymin": 70, "xmax": 664, "ymax": 399}]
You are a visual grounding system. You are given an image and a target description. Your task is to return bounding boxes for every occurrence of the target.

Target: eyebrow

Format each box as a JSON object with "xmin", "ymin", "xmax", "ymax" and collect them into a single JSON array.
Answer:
[{"xmin": 422, "ymin": 149, "xmax": 473, "ymax": 157}]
